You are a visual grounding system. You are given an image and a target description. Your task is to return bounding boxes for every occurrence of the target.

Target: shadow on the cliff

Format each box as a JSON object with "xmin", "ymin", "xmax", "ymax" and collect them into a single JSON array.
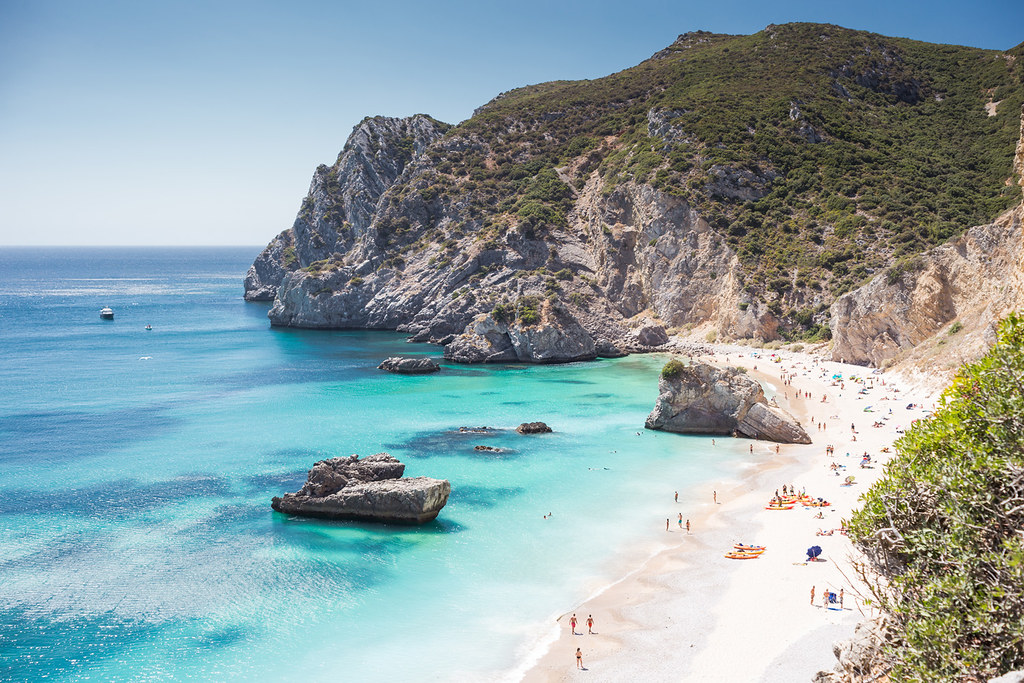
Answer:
[{"xmin": 0, "ymin": 405, "xmax": 182, "ymax": 464}]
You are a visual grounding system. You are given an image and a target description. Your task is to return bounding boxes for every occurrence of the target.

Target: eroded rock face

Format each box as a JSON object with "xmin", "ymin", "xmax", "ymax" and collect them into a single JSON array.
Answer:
[
  {"xmin": 444, "ymin": 303, "xmax": 597, "ymax": 364},
  {"xmin": 244, "ymin": 115, "xmax": 451, "ymax": 301},
  {"xmin": 812, "ymin": 618, "xmax": 887, "ymax": 682},
  {"xmin": 271, "ymin": 453, "xmax": 450, "ymax": 524},
  {"xmin": 378, "ymin": 357, "xmax": 440, "ymax": 374},
  {"xmin": 244, "ymin": 230, "xmax": 296, "ymax": 301},
  {"xmin": 645, "ymin": 362, "xmax": 811, "ymax": 444}
]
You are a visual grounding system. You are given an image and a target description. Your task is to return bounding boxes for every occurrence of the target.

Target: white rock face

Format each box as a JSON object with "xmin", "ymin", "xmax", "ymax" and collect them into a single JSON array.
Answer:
[{"xmin": 646, "ymin": 362, "xmax": 811, "ymax": 444}]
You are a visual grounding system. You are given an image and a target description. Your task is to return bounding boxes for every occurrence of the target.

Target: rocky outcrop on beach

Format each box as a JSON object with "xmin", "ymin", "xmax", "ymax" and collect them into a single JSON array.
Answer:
[
  {"xmin": 271, "ymin": 453, "xmax": 450, "ymax": 524},
  {"xmin": 516, "ymin": 422, "xmax": 552, "ymax": 434},
  {"xmin": 812, "ymin": 619, "xmax": 888, "ymax": 682},
  {"xmin": 645, "ymin": 361, "xmax": 811, "ymax": 443},
  {"xmin": 377, "ymin": 357, "xmax": 440, "ymax": 374}
]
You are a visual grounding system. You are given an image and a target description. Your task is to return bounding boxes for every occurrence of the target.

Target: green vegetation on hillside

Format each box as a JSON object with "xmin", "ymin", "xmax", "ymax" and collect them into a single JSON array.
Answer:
[
  {"xmin": 398, "ymin": 23, "xmax": 1023, "ymax": 333},
  {"xmin": 849, "ymin": 313, "xmax": 1024, "ymax": 680}
]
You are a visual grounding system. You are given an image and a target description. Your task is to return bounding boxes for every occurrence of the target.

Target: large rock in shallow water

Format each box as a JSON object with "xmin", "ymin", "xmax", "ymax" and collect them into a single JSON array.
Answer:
[
  {"xmin": 645, "ymin": 362, "xmax": 811, "ymax": 444},
  {"xmin": 378, "ymin": 357, "xmax": 440, "ymax": 374},
  {"xmin": 271, "ymin": 453, "xmax": 450, "ymax": 524}
]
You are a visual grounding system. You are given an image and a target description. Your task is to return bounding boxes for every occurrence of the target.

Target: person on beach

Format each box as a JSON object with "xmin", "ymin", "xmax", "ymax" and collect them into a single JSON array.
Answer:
[
  {"xmin": 810, "ymin": 585, "xmax": 815, "ymax": 605},
  {"xmin": 686, "ymin": 519, "xmax": 691, "ymax": 534},
  {"xmin": 587, "ymin": 615, "xmax": 594, "ymax": 634},
  {"xmin": 576, "ymin": 648, "xmax": 583, "ymax": 669},
  {"xmin": 675, "ymin": 491, "xmax": 678, "ymax": 503},
  {"xmin": 713, "ymin": 490, "xmax": 717, "ymax": 503},
  {"xmin": 666, "ymin": 518, "xmax": 670, "ymax": 531},
  {"xmin": 839, "ymin": 588, "xmax": 844, "ymax": 609},
  {"xmin": 570, "ymin": 614, "xmax": 577, "ymax": 634},
  {"xmin": 678, "ymin": 513, "xmax": 683, "ymax": 529}
]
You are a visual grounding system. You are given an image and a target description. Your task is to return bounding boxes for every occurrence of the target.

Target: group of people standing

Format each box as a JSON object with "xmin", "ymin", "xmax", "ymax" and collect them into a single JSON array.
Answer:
[{"xmin": 569, "ymin": 613, "xmax": 595, "ymax": 669}]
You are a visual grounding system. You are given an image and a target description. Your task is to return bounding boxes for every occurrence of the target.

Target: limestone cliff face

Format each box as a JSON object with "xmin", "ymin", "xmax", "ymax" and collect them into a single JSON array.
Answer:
[
  {"xmin": 262, "ymin": 154, "xmax": 771, "ymax": 361},
  {"xmin": 244, "ymin": 115, "xmax": 451, "ymax": 300},
  {"xmin": 830, "ymin": 105, "xmax": 1024, "ymax": 369},
  {"xmin": 243, "ymin": 229, "xmax": 295, "ymax": 301}
]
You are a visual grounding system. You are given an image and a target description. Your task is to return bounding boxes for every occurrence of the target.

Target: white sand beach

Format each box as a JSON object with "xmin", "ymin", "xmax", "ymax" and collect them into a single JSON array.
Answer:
[{"xmin": 522, "ymin": 347, "xmax": 942, "ymax": 682}]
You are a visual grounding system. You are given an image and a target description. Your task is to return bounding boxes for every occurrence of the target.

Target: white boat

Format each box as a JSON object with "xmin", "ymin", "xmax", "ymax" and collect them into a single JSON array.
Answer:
[{"xmin": 100, "ymin": 307, "xmax": 114, "ymax": 320}]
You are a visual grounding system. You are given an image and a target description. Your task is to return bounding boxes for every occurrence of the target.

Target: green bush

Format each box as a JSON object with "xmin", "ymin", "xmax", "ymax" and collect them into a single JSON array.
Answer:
[
  {"xmin": 661, "ymin": 359, "xmax": 687, "ymax": 378},
  {"xmin": 849, "ymin": 313, "xmax": 1024, "ymax": 681}
]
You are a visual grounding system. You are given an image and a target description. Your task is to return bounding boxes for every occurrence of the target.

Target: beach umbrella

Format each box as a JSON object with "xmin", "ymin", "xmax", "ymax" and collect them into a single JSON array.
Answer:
[{"xmin": 807, "ymin": 545, "xmax": 822, "ymax": 560}]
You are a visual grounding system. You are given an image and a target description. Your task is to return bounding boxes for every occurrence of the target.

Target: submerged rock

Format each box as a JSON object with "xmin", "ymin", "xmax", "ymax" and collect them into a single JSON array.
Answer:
[
  {"xmin": 377, "ymin": 356, "xmax": 441, "ymax": 374},
  {"xmin": 516, "ymin": 422, "xmax": 553, "ymax": 434},
  {"xmin": 645, "ymin": 362, "xmax": 811, "ymax": 444},
  {"xmin": 271, "ymin": 453, "xmax": 450, "ymax": 524}
]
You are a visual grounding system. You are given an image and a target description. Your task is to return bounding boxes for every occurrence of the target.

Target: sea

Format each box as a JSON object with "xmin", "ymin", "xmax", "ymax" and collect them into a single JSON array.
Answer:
[{"xmin": 0, "ymin": 247, "xmax": 751, "ymax": 681}]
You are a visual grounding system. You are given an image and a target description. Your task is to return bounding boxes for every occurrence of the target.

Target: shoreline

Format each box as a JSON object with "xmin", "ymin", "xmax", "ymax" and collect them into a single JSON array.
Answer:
[{"xmin": 519, "ymin": 345, "xmax": 941, "ymax": 681}]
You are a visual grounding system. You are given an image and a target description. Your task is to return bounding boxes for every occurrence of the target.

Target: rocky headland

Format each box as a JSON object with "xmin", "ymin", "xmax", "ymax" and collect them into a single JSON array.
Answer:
[
  {"xmin": 246, "ymin": 26, "xmax": 1024, "ymax": 373},
  {"xmin": 645, "ymin": 361, "xmax": 811, "ymax": 443},
  {"xmin": 271, "ymin": 453, "xmax": 450, "ymax": 524}
]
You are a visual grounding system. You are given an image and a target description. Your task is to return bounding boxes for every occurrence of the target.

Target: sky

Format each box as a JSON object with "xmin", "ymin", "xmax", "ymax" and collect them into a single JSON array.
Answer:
[{"xmin": 1, "ymin": 0, "xmax": 1022, "ymax": 246}]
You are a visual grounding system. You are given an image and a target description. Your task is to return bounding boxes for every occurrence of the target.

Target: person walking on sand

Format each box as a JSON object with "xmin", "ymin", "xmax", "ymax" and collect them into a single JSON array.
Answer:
[
  {"xmin": 839, "ymin": 588, "xmax": 844, "ymax": 609},
  {"xmin": 686, "ymin": 519, "xmax": 691, "ymax": 534},
  {"xmin": 666, "ymin": 518, "xmax": 670, "ymax": 531},
  {"xmin": 570, "ymin": 614, "xmax": 577, "ymax": 634},
  {"xmin": 586, "ymin": 615, "xmax": 594, "ymax": 634},
  {"xmin": 810, "ymin": 585, "xmax": 815, "ymax": 605},
  {"xmin": 678, "ymin": 513, "xmax": 683, "ymax": 529},
  {"xmin": 713, "ymin": 490, "xmax": 717, "ymax": 503},
  {"xmin": 576, "ymin": 648, "xmax": 583, "ymax": 669}
]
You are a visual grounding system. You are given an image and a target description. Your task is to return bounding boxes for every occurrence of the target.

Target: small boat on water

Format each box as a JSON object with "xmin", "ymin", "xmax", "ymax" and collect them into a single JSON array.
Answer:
[
  {"xmin": 145, "ymin": 324, "xmax": 152, "ymax": 330},
  {"xmin": 100, "ymin": 307, "xmax": 114, "ymax": 320}
]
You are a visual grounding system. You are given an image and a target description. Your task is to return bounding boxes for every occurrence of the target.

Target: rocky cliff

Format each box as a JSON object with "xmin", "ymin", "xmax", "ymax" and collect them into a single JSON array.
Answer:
[
  {"xmin": 830, "ymin": 104, "xmax": 1024, "ymax": 369},
  {"xmin": 247, "ymin": 26, "xmax": 1024, "ymax": 364}
]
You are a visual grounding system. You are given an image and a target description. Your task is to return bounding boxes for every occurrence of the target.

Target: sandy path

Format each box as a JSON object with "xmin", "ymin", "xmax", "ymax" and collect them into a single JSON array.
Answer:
[{"xmin": 520, "ymin": 348, "xmax": 939, "ymax": 682}]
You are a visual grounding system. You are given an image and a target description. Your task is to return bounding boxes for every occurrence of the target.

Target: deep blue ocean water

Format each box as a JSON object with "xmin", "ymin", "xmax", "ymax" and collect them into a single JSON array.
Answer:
[{"xmin": 0, "ymin": 247, "xmax": 749, "ymax": 681}]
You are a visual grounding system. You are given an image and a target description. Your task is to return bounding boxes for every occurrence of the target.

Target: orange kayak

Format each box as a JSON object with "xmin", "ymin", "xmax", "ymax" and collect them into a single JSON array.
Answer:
[
  {"xmin": 765, "ymin": 504, "xmax": 794, "ymax": 510},
  {"xmin": 724, "ymin": 552, "xmax": 760, "ymax": 559},
  {"xmin": 734, "ymin": 544, "xmax": 766, "ymax": 552}
]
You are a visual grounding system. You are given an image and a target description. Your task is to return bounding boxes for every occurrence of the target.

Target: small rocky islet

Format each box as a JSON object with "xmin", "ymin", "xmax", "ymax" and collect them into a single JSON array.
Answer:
[{"xmin": 271, "ymin": 453, "xmax": 450, "ymax": 525}]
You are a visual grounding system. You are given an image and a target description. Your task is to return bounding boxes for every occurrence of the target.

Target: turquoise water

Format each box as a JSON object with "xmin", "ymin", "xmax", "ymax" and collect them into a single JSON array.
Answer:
[{"xmin": 0, "ymin": 248, "xmax": 748, "ymax": 681}]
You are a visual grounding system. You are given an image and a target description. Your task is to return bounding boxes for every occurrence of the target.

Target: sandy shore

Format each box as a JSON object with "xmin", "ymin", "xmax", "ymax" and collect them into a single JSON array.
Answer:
[{"xmin": 520, "ymin": 347, "xmax": 941, "ymax": 682}]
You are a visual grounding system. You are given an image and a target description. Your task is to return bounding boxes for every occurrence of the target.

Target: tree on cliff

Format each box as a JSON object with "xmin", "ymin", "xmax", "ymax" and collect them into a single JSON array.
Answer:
[{"xmin": 850, "ymin": 312, "xmax": 1024, "ymax": 681}]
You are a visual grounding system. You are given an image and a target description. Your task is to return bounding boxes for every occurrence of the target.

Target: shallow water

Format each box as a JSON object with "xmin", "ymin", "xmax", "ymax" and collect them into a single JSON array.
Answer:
[{"xmin": 0, "ymin": 247, "xmax": 748, "ymax": 681}]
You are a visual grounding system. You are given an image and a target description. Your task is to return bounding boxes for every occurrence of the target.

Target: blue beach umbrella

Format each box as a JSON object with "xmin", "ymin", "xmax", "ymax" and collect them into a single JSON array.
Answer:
[{"xmin": 807, "ymin": 545, "xmax": 822, "ymax": 560}]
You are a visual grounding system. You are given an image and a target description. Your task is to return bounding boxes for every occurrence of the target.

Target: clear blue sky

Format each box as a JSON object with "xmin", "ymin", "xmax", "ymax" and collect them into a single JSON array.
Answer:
[{"xmin": 1, "ymin": 0, "xmax": 1021, "ymax": 246}]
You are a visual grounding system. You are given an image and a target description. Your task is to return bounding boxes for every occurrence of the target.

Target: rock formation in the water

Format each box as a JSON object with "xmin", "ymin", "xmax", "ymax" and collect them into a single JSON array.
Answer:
[
  {"xmin": 646, "ymin": 361, "xmax": 811, "ymax": 443},
  {"xmin": 271, "ymin": 453, "xmax": 450, "ymax": 524},
  {"xmin": 247, "ymin": 27, "xmax": 1024, "ymax": 365},
  {"xmin": 516, "ymin": 422, "xmax": 553, "ymax": 434},
  {"xmin": 377, "ymin": 357, "xmax": 441, "ymax": 374}
]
